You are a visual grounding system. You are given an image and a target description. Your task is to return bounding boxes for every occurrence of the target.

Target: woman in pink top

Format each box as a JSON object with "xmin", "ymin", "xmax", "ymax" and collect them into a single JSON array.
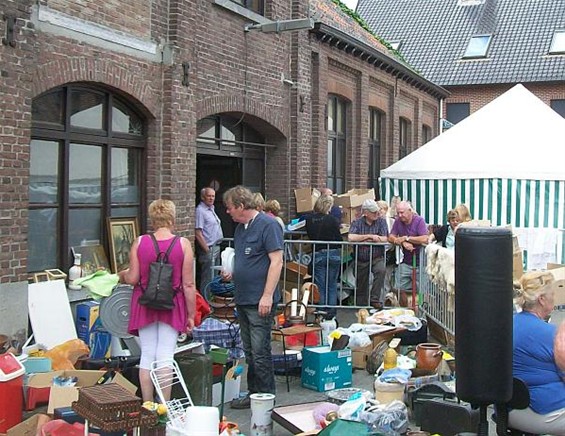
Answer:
[{"xmin": 119, "ymin": 199, "xmax": 196, "ymax": 401}]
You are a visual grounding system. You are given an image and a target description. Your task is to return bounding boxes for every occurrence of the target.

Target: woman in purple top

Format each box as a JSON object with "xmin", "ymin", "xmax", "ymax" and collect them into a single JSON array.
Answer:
[{"xmin": 119, "ymin": 199, "xmax": 196, "ymax": 402}]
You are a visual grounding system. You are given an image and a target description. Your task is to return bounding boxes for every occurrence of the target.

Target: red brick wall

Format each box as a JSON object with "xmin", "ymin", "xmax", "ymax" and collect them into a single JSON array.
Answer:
[
  {"xmin": 0, "ymin": 0, "xmax": 441, "ymax": 283},
  {"xmin": 45, "ymin": 0, "xmax": 152, "ymax": 39},
  {"xmin": 442, "ymin": 83, "xmax": 565, "ymax": 116},
  {"xmin": 1, "ymin": 0, "xmax": 36, "ymax": 282}
]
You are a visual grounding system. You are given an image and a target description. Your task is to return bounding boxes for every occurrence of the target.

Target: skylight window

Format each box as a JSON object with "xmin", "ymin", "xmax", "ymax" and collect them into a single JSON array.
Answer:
[
  {"xmin": 463, "ymin": 35, "xmax": 492, "ymax": 58},
  {"xmin": 549, "ymin": 30, "xmax": 565, "ymax": 54}
]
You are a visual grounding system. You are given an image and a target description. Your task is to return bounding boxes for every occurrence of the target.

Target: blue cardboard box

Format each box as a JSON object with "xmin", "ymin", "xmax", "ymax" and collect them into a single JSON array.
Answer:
[
  {"xmin": 76, "ymin": 301, "xmax": 100, "ymax": 344},
  {"xmin": 301, "ymin": 346, "xmax": 352, "ymax": 392}
]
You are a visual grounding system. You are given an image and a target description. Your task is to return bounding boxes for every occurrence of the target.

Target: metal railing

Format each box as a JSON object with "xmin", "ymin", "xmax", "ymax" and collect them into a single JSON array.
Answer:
[
  {"xmin": 208, "ymin": 236, "xmax": 388, "ymax": 311},
  {"xmin": 207, "ymin": 229, "xmax": 564, "ymax": 338}
]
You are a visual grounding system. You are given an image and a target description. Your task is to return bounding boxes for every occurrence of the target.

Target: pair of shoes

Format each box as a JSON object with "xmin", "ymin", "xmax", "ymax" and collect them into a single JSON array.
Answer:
[{"xmin": 230, "ymin": 395, "xmax": 251, "ymax": 409}]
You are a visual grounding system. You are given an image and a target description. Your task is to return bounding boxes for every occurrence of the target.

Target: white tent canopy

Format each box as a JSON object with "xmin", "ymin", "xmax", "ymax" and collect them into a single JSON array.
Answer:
[
  {"xmin": 380, "ymin": 84, "xmax": 565, "ymax": 265},
  {"xmin": 381, "ymin": 84, "xmax": 565, "ymax": 181}
]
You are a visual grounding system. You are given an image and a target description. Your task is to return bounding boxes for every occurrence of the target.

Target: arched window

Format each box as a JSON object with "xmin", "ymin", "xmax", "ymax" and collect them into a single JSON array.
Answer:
[
  {"xmin": 30, "ymin": 85, "xmax": 146, "ymax": 272},
  {"xmin": 369, "ymin": 108, "xmax": 384, "ymax": 190},
  {"xmin": 399, "ymin": 117, "xmax": 411, "ymax": 159},
  {"xmin": 327, "ymin": 95, "xmax": 347, "ymax": 193}
]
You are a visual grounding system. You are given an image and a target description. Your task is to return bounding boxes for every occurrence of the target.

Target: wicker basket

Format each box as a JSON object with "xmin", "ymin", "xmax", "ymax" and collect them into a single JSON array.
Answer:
[{"xmin": 72, "ymin": 384, "xmax": 158, "ymax": 431}]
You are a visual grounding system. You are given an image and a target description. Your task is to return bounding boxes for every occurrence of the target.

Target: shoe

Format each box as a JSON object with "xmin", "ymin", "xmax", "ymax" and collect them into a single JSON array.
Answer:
[
  {"xmin": 371, "ymin": 301, "xmax": 384, "ymax": 311},
  {"xmin": 230, "ymin": 395, "xmax": 251, "ymax": 409}
]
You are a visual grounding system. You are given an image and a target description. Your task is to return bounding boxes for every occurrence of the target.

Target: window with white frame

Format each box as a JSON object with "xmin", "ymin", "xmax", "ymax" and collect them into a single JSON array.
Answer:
[
  {"xmin": 463, "ymin": 35, "xmax": 492, "ymax": 58},
  {"xmin": 550, "ymin": 30, "xmax": 565, "ymax": 54}
]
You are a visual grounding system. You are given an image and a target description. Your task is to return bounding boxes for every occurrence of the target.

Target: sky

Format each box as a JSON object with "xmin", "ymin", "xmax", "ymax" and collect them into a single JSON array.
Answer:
[{"xmin": 341, "ymin": 0, "xmax": 359, "ymax": 10}]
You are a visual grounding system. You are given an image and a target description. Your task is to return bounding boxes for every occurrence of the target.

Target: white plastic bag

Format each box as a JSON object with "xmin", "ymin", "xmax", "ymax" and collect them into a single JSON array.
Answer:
[{"xmin": 221, "ymin": 247, "xmax": 235, "ymax": 274}]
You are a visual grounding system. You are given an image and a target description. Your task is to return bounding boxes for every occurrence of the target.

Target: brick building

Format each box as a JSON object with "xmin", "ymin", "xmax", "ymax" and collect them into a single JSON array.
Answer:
[
  {"xmin": 356, "ymin": 0, "xmax": 565, "ymax": 123},
  {"xmin": 0, "ymin": 0, "xmax": 446, "ymax": 333}
]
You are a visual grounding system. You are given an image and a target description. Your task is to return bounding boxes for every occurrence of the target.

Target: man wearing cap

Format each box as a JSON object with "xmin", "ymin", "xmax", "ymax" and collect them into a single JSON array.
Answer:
[
  {"xmin": 348, "ymin": 199, "xmax": 389, "ymax": 308},
  {"xmin": 388, "ymin": 201, "xmax": 428, "ymax": 303}
]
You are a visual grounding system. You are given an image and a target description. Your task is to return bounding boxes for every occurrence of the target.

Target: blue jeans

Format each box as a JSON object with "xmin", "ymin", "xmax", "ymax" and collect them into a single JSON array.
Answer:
[
  {"xmin": 236, "ymin": 304, "xmax": 276, "ymax": 394},
  {"xmin": 313, "ymin": 249, "xmax": 341, "ymax": 316}
]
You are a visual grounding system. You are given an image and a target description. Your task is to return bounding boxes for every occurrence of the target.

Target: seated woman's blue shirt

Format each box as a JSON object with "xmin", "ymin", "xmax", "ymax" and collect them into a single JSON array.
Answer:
[{"xmin": 513, "ymin": 311, "xmax": 565, "ymax": 414}]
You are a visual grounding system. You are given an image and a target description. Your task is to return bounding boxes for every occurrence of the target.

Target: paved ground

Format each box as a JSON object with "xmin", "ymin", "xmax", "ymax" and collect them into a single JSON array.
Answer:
[{"xmin": 222, "ymin": 307, "xmax": 508, "ymax": 436}]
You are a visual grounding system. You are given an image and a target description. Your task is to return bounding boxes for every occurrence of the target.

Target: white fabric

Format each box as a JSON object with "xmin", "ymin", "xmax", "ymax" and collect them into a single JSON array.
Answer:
[{"xmin": 381, "ymin": 84, "xmax": 565, "ymax": 181}]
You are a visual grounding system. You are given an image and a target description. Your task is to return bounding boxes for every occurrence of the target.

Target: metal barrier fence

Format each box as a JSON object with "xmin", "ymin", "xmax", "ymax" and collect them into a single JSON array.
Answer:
[
  {"xmin": 415, "ymin": 229, "xmax": 565, "ymax": 340},
  {"xmin": 207, "ymin": 229, "xmax": 564, "ymax": 340},
  {"xmin": 207, "ymin": 236, "xmax": 388, "ymax": 311},
  {"xmin": 417, "ymin": 249, "xmax": 455, "ymax": 337}
]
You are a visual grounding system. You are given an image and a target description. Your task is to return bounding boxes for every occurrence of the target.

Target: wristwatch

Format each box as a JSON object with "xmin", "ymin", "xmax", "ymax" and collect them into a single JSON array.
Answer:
[{"xmin": 406, "ymin": 236, "xmax": 411, "ymax": 242}]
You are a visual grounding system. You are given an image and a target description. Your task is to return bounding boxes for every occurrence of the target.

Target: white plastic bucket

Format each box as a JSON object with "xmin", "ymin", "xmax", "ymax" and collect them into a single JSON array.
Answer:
[
  {"xmin": 250, "ymin": 393, "xmax": 275, "ymax": 436},
  {"xmin": 183, "ymin": 406, "xmax": 219, "ymax": 435},
  {"xmin": 374, "ymin": 378, "xmax": 406, "ymax": 405}
]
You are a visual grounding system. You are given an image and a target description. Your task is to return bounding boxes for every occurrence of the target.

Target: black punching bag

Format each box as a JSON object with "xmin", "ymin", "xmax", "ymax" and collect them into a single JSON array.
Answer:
[{"xmin": 455, "ymin": 227, "xmax": 513, "ymax": 405}]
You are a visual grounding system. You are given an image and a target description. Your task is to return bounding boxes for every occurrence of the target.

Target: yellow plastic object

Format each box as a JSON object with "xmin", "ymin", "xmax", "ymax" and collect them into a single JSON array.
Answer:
[{"xmin": 383, "ymin": 348, "xmax": 398, "ymax": 370}]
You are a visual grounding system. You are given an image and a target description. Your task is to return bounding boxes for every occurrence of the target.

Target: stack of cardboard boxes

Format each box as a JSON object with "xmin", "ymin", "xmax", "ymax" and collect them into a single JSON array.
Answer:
[{"xmin": 293, "ymin": 187, "xmax": 376, "ymax": 225}]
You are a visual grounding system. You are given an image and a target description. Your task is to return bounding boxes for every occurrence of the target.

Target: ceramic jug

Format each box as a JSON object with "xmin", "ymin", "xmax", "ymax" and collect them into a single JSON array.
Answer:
[{"xmin": 415, "ymin": 343, "xmax": 443, "ymax": 371}]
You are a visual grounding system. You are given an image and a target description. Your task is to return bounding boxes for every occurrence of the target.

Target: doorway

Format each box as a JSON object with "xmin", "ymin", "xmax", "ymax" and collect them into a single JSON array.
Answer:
[{"xmin": 196, "ymin": 154, "xmax": 241, "ymax": 238}]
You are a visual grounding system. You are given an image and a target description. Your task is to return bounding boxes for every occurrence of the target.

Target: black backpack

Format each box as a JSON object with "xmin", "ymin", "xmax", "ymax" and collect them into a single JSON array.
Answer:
[{"xmin": 139, "ymin": 234, "xmax": 180, "ymax": 310}]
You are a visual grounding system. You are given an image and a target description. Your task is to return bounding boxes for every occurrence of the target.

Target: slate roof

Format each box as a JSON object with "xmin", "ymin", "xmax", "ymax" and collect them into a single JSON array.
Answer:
[
  {"xmin": 356, "ymin": 0, "xmax": 565, "ymax": 86},
  {"xmin": 311, "ymin": 0, "xmax": 449, "ymax": 98}
]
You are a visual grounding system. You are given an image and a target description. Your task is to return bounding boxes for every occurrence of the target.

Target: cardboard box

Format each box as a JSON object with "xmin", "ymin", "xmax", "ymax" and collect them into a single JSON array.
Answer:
[
  {"xmin": 6, "ymin": 414, "xmax": 48, "ymax": 436},
  {"xmin": 341, "ymin": 206, "xmax": 361, "ymax": 225},
  {"xmin": 294, "ymin": 188, "xmax": 320, "ymax": 213},
  {"xmin": 301, "ymin": 346, "xmax": 352, "ymax": 392},
  {"xmin": 548, "ymin": 265, "xmax": 565, "ymax": 306},
  {"xmin": 25, "ymin": 369, "xmax": 137, "ymax": 414},
  {"xmin": 513, "ymin": 250, "xmax": 524, "ymax": 281},
  {"xmin": 333, "ymin": 188, "xmax": 375, "ymax": 209},
  {"xmin": 350, "ymin": 343, "xmax": 373, "ymax": 370},
  {"xmin": 76, "ymin": 301, "xmax": 100, "ymax": 344}
]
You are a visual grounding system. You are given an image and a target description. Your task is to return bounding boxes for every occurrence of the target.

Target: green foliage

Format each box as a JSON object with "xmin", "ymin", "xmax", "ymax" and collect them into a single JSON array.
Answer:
[{"xmin": 328, "ymin": 0, "xmax": 408, "ymax": 64}]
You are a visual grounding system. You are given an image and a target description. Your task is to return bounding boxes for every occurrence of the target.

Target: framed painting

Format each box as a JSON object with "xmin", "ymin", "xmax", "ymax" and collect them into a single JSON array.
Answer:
[
  {"xmin": 107, "ymin": 217, "xmax": 139, "ymax": 273},
  {"xmin": 71, "ymin": 245, "xmax": 110, "ymax": 275}
]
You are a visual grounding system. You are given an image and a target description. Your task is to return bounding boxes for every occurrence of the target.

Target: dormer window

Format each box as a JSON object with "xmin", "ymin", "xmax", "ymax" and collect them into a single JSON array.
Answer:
[
  {"xmin": 549, "ymin": 30, "xmax": 565, "ymax": 55},
  {"xmin": 389, "ymin": 41, "xmax": 401, "ymax": 51},
  {"xmin": 463, "ymin": 34, "xmax": 492, "ymax": 58}
]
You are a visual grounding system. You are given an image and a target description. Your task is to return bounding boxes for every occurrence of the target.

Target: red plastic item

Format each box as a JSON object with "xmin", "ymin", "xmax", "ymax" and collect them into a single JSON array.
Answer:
[
  {"xmin": 285, "ymin": 332, "xmax": 319, "ymax": 347},
  {"xmin": 40, "ymin": 419, "xmax": 97, "ymax": 436},
  {"xmin": 0, "ymin": 353, "xmax": 25, "ymax": 433}
]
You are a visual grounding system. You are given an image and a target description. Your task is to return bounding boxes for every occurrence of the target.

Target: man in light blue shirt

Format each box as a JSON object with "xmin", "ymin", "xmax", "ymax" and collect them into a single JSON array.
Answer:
[{"xmin": 195, "ymin": 187, "xmax": 223, "ymax": 292}]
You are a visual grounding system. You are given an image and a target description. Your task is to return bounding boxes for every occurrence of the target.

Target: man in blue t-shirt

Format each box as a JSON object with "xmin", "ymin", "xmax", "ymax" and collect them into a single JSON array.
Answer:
[{"xmin": 222, "ymin": 186, "xmax": 283, "ymax": 409}]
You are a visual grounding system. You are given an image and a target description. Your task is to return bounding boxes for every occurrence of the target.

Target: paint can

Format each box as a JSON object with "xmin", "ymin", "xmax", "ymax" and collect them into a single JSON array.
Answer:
[{"xmin": 250, "ymin": 393, "xmax": 275, "ymax": 436}]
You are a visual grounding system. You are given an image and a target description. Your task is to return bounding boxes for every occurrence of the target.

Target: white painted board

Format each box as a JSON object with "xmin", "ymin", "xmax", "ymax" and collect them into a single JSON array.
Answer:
[{"xmin": 28, "ymin": 280, "xmax": 77, "ymax": 349}]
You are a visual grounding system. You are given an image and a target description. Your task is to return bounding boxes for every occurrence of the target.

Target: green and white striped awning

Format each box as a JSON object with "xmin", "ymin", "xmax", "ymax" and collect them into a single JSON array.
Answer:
[{"xmin": 381, "ymin": 178, "xmax": 565, "ymax": 229}]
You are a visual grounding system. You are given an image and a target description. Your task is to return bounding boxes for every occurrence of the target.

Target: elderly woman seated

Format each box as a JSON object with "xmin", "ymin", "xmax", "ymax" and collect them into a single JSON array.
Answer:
[{"xmin": 511, "ymin": 271, "xmax": 565, "ymax": 435}]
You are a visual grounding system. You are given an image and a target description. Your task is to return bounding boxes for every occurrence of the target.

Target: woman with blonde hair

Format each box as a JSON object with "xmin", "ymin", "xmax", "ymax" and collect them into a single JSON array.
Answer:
[
  {"xmin": 455, "ymin": 203, "xmax": 472, "ymax": 223},
  {"xmin": 306, "ymin": 195, "xmax": 343, "ymax": 317},
  {"xmin": 510, "ymin": 271, "xmax": 565, "ymax": 434},
  {"xmin": 264, "ymin": 199, "xmax": 285, "ymax": 231},
  {"xmin": 119, "ymin": 199, "xmax": 196, "ymax": 402}
]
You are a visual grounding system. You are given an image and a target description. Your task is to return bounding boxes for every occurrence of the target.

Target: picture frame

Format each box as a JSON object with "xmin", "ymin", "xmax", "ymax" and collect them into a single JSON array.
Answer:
[
  {"xmin": 33, "ymin": 272, "xmax": 50, "ymax": 283},
  {"xmin": 107, "ymin": 217, "xmax": 140, "ymax": 273},
  {"xmin": 71, "ymin": 245, "xmax": 111, "ymax": 276}
]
